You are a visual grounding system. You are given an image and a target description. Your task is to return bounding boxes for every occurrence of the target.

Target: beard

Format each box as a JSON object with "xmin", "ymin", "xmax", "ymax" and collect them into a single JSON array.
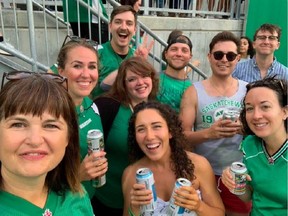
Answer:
[{"xmin": 166, "ymin": 60, "xmax": 187, "ymax": 71}]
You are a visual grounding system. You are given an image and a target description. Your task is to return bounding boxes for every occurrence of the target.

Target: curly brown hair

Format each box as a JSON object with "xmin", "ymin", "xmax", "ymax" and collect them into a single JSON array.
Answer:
[{"xmin": 128, "ymin": 101, "xmax": 195, "ymax": 180}]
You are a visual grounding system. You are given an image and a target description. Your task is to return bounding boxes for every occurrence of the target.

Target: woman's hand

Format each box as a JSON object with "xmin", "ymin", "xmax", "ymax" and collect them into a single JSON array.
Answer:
[
  {"xmin": 129, "ymin": 183, "xmax": 153, "ymax": 214},
  {"xmin": 174, "ymin": 186, "xmax": 202, "ymax": 212},
  {"xmin": 79, "ymin": 151, "xmax": 108, "ymax": 182},
  {"xmin": 221, "ymin": 167, "xmax": 252, "ymax": 191}
]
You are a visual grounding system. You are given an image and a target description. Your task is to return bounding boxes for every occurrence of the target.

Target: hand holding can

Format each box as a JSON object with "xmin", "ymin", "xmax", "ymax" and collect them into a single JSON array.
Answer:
[
  {"xmin": 87, "ymin": 129, "xmax": 106, "ymax": 188},
  {"xmin": 229, "ymin": 162, "xmax": 247, "ymax": 195},
  {"xmin": 135, "ymin": 168, "xmax": 157, "ymax": 213}
]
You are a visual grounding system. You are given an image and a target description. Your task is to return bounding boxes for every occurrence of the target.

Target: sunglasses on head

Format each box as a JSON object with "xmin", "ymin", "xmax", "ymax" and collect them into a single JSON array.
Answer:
[
  {"xmin": 1, "ymin": 71, "xmax": 67, "ymax": 90},
  {"xmin": 61, "ymin": 35, "xmax": 98, "ymax": 49},
  {"xmin": 212, "ymin": 51, "xmax": 238, "ymax": 62}
]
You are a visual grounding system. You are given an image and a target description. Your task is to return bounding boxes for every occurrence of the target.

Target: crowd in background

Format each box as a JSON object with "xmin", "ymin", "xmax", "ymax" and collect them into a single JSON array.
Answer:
[{"xmin": 0, "ymin": 2, "xmax": 287, "ymax": 216}]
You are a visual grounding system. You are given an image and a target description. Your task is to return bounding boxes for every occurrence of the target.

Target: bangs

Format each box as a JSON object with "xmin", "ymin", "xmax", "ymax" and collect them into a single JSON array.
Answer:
[{"xmin": 0, "ymin": 77, "xmax": 70, "ymax": 120}]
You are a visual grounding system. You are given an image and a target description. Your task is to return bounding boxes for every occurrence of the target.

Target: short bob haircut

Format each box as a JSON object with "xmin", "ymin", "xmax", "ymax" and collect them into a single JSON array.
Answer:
[
  {"xmin": 128, "ymin": 101, "xmax": 195, "ymax": 180},
  {"xmin": 0, "ymin": 73, "xmax": 81, "ymax": 194},
  {"xmin": 240, "ymin": 76, "xmax": 288, "ymax": 135},
  {"xmin": 106, "ymin": 56, "xmax": 159, "ymax": 107}
]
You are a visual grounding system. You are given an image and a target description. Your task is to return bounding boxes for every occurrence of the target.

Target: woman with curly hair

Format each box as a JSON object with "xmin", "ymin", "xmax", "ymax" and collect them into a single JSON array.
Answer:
[{"xmin": 122, "ymin": 101, "xmax": 224, "ymax": 216}]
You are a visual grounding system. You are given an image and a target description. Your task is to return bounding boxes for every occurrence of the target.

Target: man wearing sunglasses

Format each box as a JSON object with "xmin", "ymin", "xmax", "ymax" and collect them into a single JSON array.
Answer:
[
  {"xmin": 233, "ymin": 23, "xmax": 288, "ymax": 83},
  {"xmin": 180, "ymin": 31, "xmax": 252, "ymax": 216}
]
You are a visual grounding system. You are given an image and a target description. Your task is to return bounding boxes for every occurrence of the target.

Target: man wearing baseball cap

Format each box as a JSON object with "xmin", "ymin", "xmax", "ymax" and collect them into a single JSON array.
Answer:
[{"xmin": 157, "ymin": 34, "xmax": 193, "ymax": 112}]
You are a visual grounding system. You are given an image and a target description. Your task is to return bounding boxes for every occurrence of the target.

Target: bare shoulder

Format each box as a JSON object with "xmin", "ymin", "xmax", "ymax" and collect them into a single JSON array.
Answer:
[{"xmin": 186, "ymin": 151, "xmax": 212, "ymax": 171}]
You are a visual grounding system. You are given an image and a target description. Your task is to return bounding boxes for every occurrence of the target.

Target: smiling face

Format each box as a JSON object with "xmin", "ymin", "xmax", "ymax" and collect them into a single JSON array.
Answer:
[
  {"xmin": 0, "ymin": 112, "xmax": 68, "ymax": 181},
  {"xmin": 125, "ymin": 70, "xmax": 152, "ymax": 106},
  {"xmin": 165, "ymin": 42, "xmax": 192, "ymax": 71},
  {"xmin": 253, "ymin": 30, "xmax": 280, "ymax": 57},
  {"xmin": 244, "ymin": 87, "xmax": 287, "ymax": 141},
  {"xmin": 109, "ymin": 11, "xmax": 136, "ymax": 54},
  {"xmin": 208, "ymin": 41, "xmax": 240, "ymax": 77},
  {"xmin": 240, "ymin": 38, "xmax": 249, "ymax": 55},
  {"xmin": 58, "ymin": 46, "xmax": 98, "ymax": 105},
  {"xmin": 135, "ymin": 109, "xmax": 172, "ymax": 161}
]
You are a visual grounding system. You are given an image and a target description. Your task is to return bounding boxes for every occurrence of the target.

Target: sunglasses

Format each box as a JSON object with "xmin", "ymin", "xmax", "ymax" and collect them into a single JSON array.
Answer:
[
  {"xmin": 212, "ymin": 51, "xmax": 238, "ymax": 62},
  {"xmin": 61, "ymin": 35, "xmax": 98, "ymax": 48},
  {"xmin": 1, "ymin": 71, "xmax": 67, "ymax": 90}
]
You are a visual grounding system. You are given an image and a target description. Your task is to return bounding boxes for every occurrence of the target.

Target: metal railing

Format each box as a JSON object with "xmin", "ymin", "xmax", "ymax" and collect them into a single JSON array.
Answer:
[{"xmin": 0, "ymin": 0, "xmax": 250, "ymax": 79}]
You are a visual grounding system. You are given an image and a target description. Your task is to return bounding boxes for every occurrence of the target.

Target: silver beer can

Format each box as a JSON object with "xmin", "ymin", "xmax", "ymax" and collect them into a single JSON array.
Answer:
[
  {"xmin": 167, "ymin": 178, "xmax": 192, "ymax": 216},
  {"xmin": 136, "ymin": 168, "xmax": 157, "ymax": 213},
  {"xmin": 87, "ymin": 129, "xmax": 106, "ymax": 187},
  {"xmin": 230, "ymin": 162, "xmax": 247, "ymax": 195},
  {"xmin": 222, "ymin": 108, "xmax": 240, "ymax": 121}
]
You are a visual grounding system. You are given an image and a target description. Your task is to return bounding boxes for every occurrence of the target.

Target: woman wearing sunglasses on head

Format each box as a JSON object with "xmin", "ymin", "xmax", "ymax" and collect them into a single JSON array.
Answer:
[
  {"xmin": 57, "ymin": 39, "xmax": 108, "ymax": 213},
  {"xmin": 0, "ymin": 72, "xmax": 93, "ymax": 215},
  {"xmin": 221, "ymin": 77, "xmax": 288, "ymax": 216},
  {"xmin": 180, "ymin": 31, "xmax": 252, "ymax": 216}
]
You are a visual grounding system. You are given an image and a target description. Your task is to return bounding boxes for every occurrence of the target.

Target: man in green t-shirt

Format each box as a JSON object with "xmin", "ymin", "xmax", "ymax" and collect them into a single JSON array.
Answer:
[
  {"xmin": 157, "ymin": 34, "xmax": 193, "ymax": 112},
  {"xmin": 91, "ymin": 5, "xmax": 153, "ymax": 99}
]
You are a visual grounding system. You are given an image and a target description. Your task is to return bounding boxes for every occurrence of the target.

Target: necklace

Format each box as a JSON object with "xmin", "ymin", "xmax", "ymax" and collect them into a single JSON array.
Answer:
[{"xmin": 209, "ymin": 78, "xmax": 234, "ymax": 97}]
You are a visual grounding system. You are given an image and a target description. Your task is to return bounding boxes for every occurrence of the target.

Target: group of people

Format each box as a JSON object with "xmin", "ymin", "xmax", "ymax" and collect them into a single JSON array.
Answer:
[{"xmin": 0, "ymin": 4, "xmax": 287, "ymax": 216}]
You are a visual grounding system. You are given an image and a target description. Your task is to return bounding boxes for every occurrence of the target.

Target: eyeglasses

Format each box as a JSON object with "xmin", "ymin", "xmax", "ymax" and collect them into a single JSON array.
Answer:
[
  {"xmin": 61, "ymin": 35, "xmax": 98, "ymax": 48},
  {"xmin": 256, "ymin": 35, "xmax": 278, "ymax": 41},
  {"xmin": 1, "ymin": 71, "xmax": 67, "ymax": 90},
  {"xmin": 212, "ymin": 51, "xmax": 238, "ymax": 62}
]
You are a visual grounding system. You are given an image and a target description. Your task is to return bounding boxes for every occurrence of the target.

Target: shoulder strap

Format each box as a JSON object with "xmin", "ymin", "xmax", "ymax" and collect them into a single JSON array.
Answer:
[{"xmin": 94, "ymin": 97, "xmax": 120, "ymax": 140}]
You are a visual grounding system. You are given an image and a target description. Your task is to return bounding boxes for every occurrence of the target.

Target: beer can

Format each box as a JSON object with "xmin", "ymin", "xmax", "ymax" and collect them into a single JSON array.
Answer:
[
  {"xmin": 87, "ymin": 129, "xmax": 106, "ymax": 188},
  {"xmin": 167, "ymin": 178, "xmax": 192, "ymax": 216},
  {"xmin": 222, "ymin": 108, "xmax": 240, "ymax": 121},
  {"xmin": 136, "ymin": 168, "xmax": 157, "ymax": 213},
  {"xmin": 230, "ymin": 162, "xmax": 247, "ymax": 195}
]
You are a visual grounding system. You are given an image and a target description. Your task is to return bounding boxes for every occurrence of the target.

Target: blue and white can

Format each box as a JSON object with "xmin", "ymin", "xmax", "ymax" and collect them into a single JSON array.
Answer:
[
  {"xmin": 136, "ymin": 168, "xmax": 157, "ymax": 213},
  {"xmin": 167, "ymin": 178, "xmax": 192, "ymax": 216}
]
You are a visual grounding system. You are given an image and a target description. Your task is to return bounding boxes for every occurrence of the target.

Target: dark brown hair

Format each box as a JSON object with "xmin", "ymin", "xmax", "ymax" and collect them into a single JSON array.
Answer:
[
  {"xmin": 209, "ymin": 31, "xmax": 240, "ymax": 53},
  {"xmin": 253, "ymin": 23, "xmax": 282, "ymax": 41},
  {"xmin": 128, "ymin": 101, "xmax": 195, "ymax": 180},
  {"xmin": 0, "ymin": 74, "xmax": 82, "ymax": 194},
  {"xmin": 110, "ymin": 5, "xmax": 137, "ymax": 24},
  {"xmin": 240, "ymin": 76, "xmax": 287, "ymax": 135}
]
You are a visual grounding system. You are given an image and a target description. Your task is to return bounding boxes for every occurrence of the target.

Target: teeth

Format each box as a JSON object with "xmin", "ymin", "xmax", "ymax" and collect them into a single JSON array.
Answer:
[
  {"xmin": 147, "ymin": 144, "xmax": 159, "ymax": 149},
  {"xmin": 26, "ymin": 153, "xmax": 41, "ymax": 156},
  {"xmin": 255, "ymin": 123, "xmax": 266, "ymax": 127},
  {"xmin": 78, "ymin": 82, "xmax": 90, "ymax": 86}
]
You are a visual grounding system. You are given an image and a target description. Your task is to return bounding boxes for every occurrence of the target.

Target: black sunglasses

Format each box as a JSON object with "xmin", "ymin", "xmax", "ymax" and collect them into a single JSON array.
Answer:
[
  {"xmin": 61, "ymin": 35, "xmax": 98, "ymax": 48},
  {"xmin": 1, "ymin": 71, "xmax": 67, "ymax": 90},
  {"xmin": 212, "ymin": 51, "xmax": 238, "ymax": 62}
]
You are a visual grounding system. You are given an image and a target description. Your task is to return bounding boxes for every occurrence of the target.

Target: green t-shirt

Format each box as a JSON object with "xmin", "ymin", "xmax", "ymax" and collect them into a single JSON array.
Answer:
[
  {"xmin": 62, "ymin": 0, "xmax": 108, "ymax": 23},
  {"xmin": 157, "ymin": 72, "xmax": 192, "ymax": 113},
  {"xmin": 77, "ymin": 97, "xmax": 103, "ymax": 198},
  {"xmin": 0, "ymin": 188, "xmax": 93, "ymax": 215},
  {"xmin": 94, "ymin": 105, "xmax": 132, "ymax": 208},
  {"xmin": 91, "ymin": 42, "xmax": 134, "ymax": 98},
  {"xmin": 241, "ymin": 136, "xmax": 288, "ymax": 216}
]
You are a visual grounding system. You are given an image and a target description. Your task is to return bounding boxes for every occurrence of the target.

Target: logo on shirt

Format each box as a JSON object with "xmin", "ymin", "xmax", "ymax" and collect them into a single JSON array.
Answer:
[{"xmin": 43, "ymin": 209, "xmax": 52, "ymax": 216}]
